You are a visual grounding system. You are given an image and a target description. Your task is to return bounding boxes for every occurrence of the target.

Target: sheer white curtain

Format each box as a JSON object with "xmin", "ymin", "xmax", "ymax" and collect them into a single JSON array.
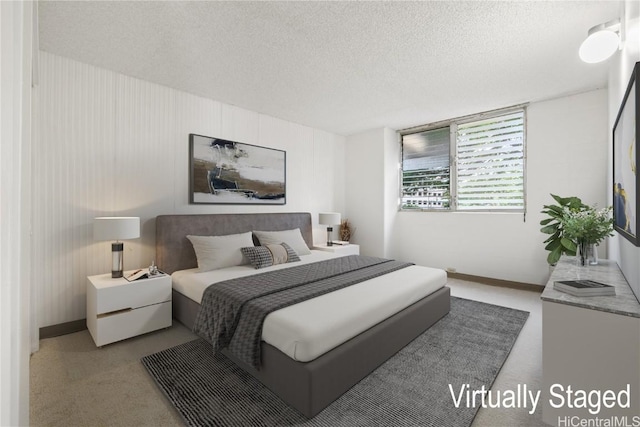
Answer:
[{"xmin": 0, "ymin": 1, "xmax": 34, "ymax": 425}]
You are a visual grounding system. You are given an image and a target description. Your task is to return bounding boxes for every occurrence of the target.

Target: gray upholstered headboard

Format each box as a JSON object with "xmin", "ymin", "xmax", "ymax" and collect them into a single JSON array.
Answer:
[{"xmin": 155, "ymin": 212, "xmax": 314, "ymax": 274}]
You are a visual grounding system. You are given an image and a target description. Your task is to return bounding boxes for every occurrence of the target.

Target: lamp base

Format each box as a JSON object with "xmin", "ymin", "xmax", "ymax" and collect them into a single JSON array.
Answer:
[
  {"xmin": 326, "ymin": 227, "xmax": 333, "ymax": 246},
  {"xmin": 112, "ymin": 242, "xmax": 124, "ymax": 278}
]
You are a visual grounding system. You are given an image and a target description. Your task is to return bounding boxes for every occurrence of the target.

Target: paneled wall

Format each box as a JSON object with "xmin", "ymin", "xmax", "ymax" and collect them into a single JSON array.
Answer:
[
  {"xmin": 33, "ymin": 51, "xmax": 346, "ymax": 328},
  {"xmin": 1, "ymin": 1, "xmax": 34, "ymax": 423}
]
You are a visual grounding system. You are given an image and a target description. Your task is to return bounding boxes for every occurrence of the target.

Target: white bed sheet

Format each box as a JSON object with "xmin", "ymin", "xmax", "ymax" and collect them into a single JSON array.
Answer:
[{"xmin": 172, "ymin": 250, "xmax": 447, "ymax": 362}]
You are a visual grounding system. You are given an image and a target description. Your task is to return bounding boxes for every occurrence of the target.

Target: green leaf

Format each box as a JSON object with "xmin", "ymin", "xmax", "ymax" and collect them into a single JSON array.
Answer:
[
  {"xmin": 539, "ymin": 218, "xmax": 554, "ymax": 226},
  {"xmin": 540, "ymin": 224, "xmax": 559, "ymax": 234},
  {"xmin": 545, "ymin": 239, "xmax": 561, "ymax": 251},
  {"xmin": 567, "ymin": 197, "xmax": 584, "ymax": 209},
  {"xmin": 549, "ymin": 194, "xmax": 585, "ymax": 209},
  {"xmin": 560, "ymin": 237, "xmax": 576, "ymax": 252},
  {"xmin": 543, "ymin": 231, "xmax": 560, "ymax": 243},
  {"xmin": 547, "ymin": 245, "xmax": 562, "ymax": 265}
]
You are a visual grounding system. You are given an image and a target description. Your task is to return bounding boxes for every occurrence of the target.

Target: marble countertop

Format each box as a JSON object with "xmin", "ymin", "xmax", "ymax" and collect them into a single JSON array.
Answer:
[{"xmin": 541, "ymin": 257, "xmax": 640, "ymax": 318}]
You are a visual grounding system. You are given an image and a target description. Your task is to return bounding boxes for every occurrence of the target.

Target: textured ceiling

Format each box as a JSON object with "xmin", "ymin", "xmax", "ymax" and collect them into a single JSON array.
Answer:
[{"xmin": 38, "ymin": 1, "xmax": 621, "ymax": 136}]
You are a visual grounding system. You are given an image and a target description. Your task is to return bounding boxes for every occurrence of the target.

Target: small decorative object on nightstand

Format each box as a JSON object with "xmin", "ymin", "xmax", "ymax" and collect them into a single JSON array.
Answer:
[
  {"xmin": 86, "ymin": 271, "xmax": 171, "ymax": 346},
  {"xmin": 148, "ymin": 259, "xmax": 159, "ymax": 276},
  {"xmin": 319, "ymin": 212, "xmax": 341, "ymax": 247},
  {"xmin": 339, "ymin": 218, "xmax": 354, "ymax": 242},
  {"xmin": 314, "ymin": 243, "xmax": 360, "ymax": 256}
]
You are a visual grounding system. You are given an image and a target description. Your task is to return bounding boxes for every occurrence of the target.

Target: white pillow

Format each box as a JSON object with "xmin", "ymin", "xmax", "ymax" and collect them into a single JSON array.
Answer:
[
  {"xmin": 252, "ymin": 228, "xmax": 312, "ymax": 255},
  {"xmin": 187, "ymin": 232, "xmax": 254, "ymax": 271}
]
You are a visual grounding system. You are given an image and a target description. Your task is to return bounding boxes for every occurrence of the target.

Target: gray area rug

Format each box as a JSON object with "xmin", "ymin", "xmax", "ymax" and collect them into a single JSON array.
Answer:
[{"xmin": 142, "ymin": 297, "xmax": 529, "ymax": 427}]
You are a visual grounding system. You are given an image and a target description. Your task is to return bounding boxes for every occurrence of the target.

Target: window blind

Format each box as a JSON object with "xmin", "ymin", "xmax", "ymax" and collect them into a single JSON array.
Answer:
[{"xmin": 455, "ymin": 111, "xmax": 525, "ymax": 210}]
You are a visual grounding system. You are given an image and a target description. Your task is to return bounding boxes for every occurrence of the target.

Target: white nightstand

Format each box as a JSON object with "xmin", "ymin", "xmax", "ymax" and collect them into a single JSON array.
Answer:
[
  {"xmin": 313, "ymin": 243, "xmax": 360, "ymax": 256},
  {"xmin": 86, "ymin": 271, "xmax": 172, "ymax": 347}
]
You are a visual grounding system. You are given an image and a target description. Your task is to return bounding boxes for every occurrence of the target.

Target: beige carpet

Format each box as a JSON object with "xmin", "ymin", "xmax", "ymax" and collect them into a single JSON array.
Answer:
[{"xmin": 30, "ymin": 278, "xmax": 546, "ymax": 427}]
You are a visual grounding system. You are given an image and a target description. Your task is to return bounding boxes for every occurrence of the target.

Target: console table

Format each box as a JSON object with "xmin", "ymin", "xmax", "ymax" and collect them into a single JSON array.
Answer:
[{"xmin": 541, "ymin": 258, "xmax": 640, "ymax": 425}]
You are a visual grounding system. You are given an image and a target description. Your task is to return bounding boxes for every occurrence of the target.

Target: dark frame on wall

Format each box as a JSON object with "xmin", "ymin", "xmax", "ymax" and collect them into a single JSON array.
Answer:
[
  {"xmin": 189, "ymin": 134, "xmax": 286, "ymax": 205},
  {"xmin": 613, "ymin": 61, "xmax": 640, "ymax": 246}
]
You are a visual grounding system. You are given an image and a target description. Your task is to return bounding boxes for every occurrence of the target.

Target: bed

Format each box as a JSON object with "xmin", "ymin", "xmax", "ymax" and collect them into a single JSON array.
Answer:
[{"xmin": 155, "ymin": 212, "xmax": 450, "ymax": 418}]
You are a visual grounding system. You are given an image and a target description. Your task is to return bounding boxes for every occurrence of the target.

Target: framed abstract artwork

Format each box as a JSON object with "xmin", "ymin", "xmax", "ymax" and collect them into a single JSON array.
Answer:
[
  {"xmin": 189, "ymin": 134, "xmax": 286, "ymax": 205},
  {"xmin": 613, "ymin": 61, "xmax": 639, "ymax": 246}
]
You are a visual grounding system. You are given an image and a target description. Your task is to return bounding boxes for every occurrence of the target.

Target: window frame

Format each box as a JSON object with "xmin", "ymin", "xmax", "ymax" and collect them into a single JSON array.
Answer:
[{"xmin": 399, "ymin": 105, "xmax": 527, "ymax": 213}]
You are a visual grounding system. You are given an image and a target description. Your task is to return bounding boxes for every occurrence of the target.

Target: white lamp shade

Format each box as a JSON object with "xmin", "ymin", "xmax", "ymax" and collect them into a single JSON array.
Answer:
[
  {"xmin": 94, "ymin": 217, "xmax": 140, "ymax": 241},
  {"xmin": 319, "ymin": 212, "xmax": 341, "ymax": 226},
  {"xmin": 579, "ymin": 29, "xmax": 619, "ymax": 63}
]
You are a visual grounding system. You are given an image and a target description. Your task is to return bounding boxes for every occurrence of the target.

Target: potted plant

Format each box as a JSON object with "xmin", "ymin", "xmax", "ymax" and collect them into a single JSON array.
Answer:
[
  {"xmin": 561, "ymin": 205, "xmax": 613, "ymax": 266},
  {"xmin": 339, "ymin": 218, "xmax": 355, "ymax": 242},
  {"xmin": 540, "ymin": 194, "xmax": 613, "ymax": 266}
]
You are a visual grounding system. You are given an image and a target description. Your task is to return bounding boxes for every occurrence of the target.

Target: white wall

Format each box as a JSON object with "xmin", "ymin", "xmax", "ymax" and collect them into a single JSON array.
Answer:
[
  {"xmin": 0, "ymin": 1, "xmax": 33, "ymax": 425},
  {"xmin": 344, "ymin": 127, "xmax": 400, "ymax": 258},
  {"xmin": 608, "ymin": 0, "xmax": 640, "ymax": 297},
  {"xmin": 33, "ymin": 52, "xmax": 346, "ymax": 328},
  {"xmin": 344, "ymin": 128, "xmax": 386, "ymax": 256},
  {"xmin": 383, "ymin": 127, "xmax": 401, "ymax": 258},
  {"xmin": 347, "ymin": 89, "xmax": 609, "ymax": 285}
]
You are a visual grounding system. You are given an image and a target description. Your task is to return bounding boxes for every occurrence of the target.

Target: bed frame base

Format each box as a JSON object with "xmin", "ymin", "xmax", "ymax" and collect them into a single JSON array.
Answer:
[{"xmin": 173, "ymin": 286, "xmax": 450, "ymax": 418}]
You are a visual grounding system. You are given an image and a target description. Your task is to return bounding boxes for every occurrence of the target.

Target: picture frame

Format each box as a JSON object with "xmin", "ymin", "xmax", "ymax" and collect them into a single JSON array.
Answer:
[
  {"xmin": 613, "ymin": 61, "xmax": 639, "ymax": 246},
  {"xmin": 189, "ymin": 134, "xmax": 286, "ymax": 205}
]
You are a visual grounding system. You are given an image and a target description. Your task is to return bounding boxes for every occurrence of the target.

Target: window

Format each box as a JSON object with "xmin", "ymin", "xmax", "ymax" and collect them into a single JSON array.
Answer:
[
  {"xmin": 401, "ymin": 108, "xmax": 525, "ymax": 212},
  {"xmin": 402, "ymin": 127, "xmax": 450, "ymax": 209}
]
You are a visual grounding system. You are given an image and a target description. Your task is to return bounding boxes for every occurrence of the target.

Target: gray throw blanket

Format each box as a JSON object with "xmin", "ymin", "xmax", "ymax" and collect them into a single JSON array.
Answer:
[{"xmin": 193, "ymin": 255, "xmax": 413, "ymax": 368}]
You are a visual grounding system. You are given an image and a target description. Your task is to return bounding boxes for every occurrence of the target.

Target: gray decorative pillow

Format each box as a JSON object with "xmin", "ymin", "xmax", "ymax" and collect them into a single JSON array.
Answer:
[{"xmin": 241, "ymin": 242, "xmax": 301, "ymax": 269}]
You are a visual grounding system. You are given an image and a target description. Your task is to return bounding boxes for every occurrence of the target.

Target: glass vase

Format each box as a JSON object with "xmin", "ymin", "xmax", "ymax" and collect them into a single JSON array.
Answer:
[
  {"xmin": 576, "ymin": 240, "xmax": 598, "ymax": 266},
  {"xmin": 588, "ymin": 243, "xmax": 598, "ymax": 265},
  {"xmin": 577, "ymin": 240, "xmax": 589, "ymax": 267}
]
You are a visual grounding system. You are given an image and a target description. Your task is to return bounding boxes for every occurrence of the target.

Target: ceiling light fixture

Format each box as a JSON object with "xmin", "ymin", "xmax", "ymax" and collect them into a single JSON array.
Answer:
[{"xmin": 579, "ymin": 19, "xmax": 622, "ymax": 64}]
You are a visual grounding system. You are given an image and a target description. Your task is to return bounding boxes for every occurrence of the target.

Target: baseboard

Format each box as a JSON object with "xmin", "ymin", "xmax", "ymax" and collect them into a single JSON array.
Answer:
[
  {"xmin": 40, "ymin": 319, "xmax": 87, "ymax": 339},
  {"xmin": 447, "ymin": 272, "xmax": 543, "ymax": 293}
]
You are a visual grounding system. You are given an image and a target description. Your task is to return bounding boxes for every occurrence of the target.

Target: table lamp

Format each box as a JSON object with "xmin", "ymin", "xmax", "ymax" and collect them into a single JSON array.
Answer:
[
  {"xmin": 319, "ymin": 212, "xmax": 341, "ymax": 247},
  {"xmin": 94, "ymin": 217, "xmax": 140, "ymax": 278}
]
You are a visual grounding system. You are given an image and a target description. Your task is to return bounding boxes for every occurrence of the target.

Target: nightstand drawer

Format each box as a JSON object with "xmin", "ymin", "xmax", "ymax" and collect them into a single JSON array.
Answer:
[
  {"xmin": 94, "ymin": 275, "xmax": 171, "ymax": 314},
  {"xmin": 87, "ymin": 273, "xmax": 173, "ymax": 347},
  {"xmin": 91, "ymin": 300, "xmax": 171, "ymax": 346}
]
